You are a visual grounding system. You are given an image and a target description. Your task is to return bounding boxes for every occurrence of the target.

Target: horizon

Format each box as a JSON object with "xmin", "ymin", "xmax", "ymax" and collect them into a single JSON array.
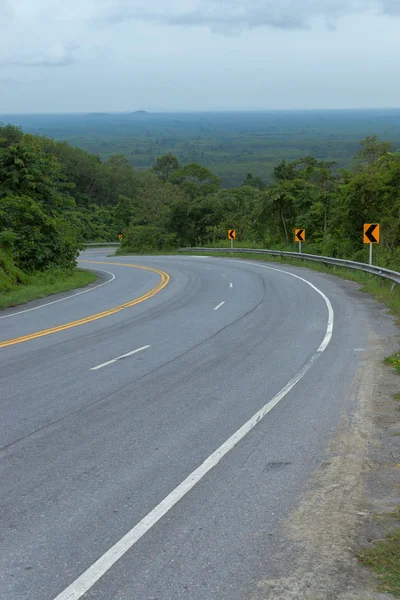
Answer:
[{"xmin": 2, "ymin": 107, "xmax": 400, "ymax": 117}]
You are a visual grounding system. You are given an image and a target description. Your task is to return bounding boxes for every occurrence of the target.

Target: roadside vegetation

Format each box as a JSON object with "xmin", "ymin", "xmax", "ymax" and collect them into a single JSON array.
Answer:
[
  {"xmin": 1, "ymin": 119, "xmax": 400, "ymax": 306},
  {"xmin": 0, "ymin": 268, "xmax": 96, "ymax": 310},
  {"xmin": 7, "ymin": 110, "xmax": 400, "ymax": 188},
  {"xmin": 359, "ymin": 510, "xmax": 400, "ymax": 597},
  {"xmin": 1, "ymin": 117, "xmax": 400, "ymax": 589}
]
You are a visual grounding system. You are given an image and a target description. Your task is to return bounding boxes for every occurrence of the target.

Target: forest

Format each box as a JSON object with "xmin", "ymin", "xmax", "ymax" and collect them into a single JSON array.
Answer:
[
  {"xmin": 1, "ymin": 119, "xmax": 400, "ymax": 297},
  {"xmin": 4, "ymin": 109, "xmax": 400, "ymax": 187}
]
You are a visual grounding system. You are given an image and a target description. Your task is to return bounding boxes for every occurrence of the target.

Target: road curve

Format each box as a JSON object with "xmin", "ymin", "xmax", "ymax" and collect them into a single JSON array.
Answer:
[{"xmin": 0, "ymin": 250, "xmax": 373, "ymax": 600}]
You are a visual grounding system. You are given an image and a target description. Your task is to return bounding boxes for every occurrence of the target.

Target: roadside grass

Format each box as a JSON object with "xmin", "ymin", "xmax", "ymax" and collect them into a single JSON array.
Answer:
[
  {"xmin": 385, "ymin": 352, "xmax": 400, "ymax": 374},
  {"xmin": 358, "ymin": 508, "xmax": 400, "ymax": 598},
  {"xmin": 108, "ymin": 245, "xmax": 400, "ymax": 592},
  {"xmin": 181, "ymin": 250, "xmax": 400, "ymax": 595},
  {"xmin": 115, "ymin": 248, "xmax": 179, "ymax": 257},
  {"xmin": 0, "ymin": 268, "xmax": 97, "ymax": 310}
]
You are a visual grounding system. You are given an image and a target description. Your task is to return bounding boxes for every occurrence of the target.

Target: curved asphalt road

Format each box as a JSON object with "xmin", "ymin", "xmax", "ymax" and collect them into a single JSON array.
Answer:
[{"xmin": 0, "ymin": 250, "xmax": 371, "ymax": 600}]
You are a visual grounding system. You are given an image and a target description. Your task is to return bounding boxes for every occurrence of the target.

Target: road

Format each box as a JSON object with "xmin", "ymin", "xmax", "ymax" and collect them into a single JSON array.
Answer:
[{"xmin": 0, "ymin": 249, "xmax": 376, "ymax": 600}]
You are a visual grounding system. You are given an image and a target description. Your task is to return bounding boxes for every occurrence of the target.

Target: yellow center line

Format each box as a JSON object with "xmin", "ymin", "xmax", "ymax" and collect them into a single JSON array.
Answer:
[{"xmin": 0, "ymin": 261, "xmax": 170, "ymax": 349}]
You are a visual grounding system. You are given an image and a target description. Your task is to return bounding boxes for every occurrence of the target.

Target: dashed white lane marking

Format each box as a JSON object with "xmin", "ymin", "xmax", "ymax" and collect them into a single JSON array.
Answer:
[
  {"xmin": 0, "ymin": 269, "xmax": 116, "ymax": 320},
  {"xmin": 90, "ymin": 346, "xmax": 151, "ymax": 371},
  {"xmin": 52, "ymin": 265, "xmax": 334, "ymax": 600},
  {"xmin": 230, "ymin": 283, "xmax": 233, "ymax": 288},
  {"xmin": 213, "ymin": 302, "xmax": 225, "ymax": 311}
]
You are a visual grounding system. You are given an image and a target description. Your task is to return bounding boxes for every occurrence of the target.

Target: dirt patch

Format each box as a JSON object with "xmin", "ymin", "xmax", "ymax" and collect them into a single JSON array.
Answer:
[{"xmin": 250, "ymin": 313, "xmax": 400, "ymax": 599}]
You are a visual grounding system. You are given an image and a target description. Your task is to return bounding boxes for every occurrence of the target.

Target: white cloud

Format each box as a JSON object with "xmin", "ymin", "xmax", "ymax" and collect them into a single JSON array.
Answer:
[
  {"xmin": 0, "ymin": 0, "xmax": 399, "ymax": 111},
  {"xmin": 0, "ymin": 44, "xmax": 77, "ymax": 67},
  {"xmin": 96, "ymin": 0, "xmax": 387, "ymax": 32}
]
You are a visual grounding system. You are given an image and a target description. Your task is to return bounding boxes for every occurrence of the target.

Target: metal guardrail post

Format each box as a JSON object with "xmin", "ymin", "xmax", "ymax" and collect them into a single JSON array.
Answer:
[{"xmin": 178, "ymin": 247, "xmax": 400, "ymax": 286}]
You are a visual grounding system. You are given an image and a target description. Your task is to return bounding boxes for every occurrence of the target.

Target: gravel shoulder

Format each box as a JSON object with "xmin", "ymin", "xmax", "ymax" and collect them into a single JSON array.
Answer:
[{"xmin": 250, "ymin": 278, "xmax": 400, "ymax": 600}]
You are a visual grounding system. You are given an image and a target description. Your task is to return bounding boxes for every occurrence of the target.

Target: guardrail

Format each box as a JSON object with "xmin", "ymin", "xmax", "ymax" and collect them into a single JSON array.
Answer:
[
  {"xmin": 178, "ymin": 247, "xmax": 400, "ymax": 288},
  {"xmin": 83, "ymin": 243, "xmax": 121, "ymax": 247}
]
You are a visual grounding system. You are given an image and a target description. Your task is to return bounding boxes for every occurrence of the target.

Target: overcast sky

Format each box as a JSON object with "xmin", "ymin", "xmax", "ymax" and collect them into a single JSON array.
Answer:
[{"xmin": 0, "ymin": 0, "xmax": 399, "ymax": 113}]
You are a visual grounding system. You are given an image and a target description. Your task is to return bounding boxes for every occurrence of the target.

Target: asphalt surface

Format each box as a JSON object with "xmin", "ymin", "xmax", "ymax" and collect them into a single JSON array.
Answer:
[{"xmin": 0, "ymin": 250, "xmax": 372, "ymax": 600}]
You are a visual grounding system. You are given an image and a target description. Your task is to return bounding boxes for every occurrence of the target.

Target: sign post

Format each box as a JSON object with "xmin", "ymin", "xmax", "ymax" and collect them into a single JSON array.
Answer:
[
  {"xmin": 228, "ymin": 230, "xmax": 236, "ymax": 250},
  {"xmin": 295, "ymin": 229, "xmax": 305, "ymax": 253},
  {"xmin": 363, "ymin": 224, "xmax": 380, "ymax": 265}
]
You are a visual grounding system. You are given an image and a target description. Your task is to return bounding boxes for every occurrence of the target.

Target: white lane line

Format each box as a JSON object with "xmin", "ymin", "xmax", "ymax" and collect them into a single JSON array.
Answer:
[
  {"xmin": 230, "ymin": 259, "xmax": 334, "ymax": 353},
  {"xmin": 52, "ymin": 268, "xmax": 334, "ymax": 600},
  {"xmin": 90, "ymin": 346, "xmax": 151, "ymax": 371},
  {"xmin": 230, "ymin": 283, "xmax": 233, "ymax": 288},
  {"xmin": 222, "ymin": 274, "xmax": 226, "ymax": 277},
  {"xmin": 0, "ymin": 269, "xmax": 116, "ymax": 320},
  {"xmin": 204, "ymin": 267, "xmax": 212, "ymax": 271},
  {"xmin": 213, "ymin": 302, "xmax": 225, "ymax": 311}
]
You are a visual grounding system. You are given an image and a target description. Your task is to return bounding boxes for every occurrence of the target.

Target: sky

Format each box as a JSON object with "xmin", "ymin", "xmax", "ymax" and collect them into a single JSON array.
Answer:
[{"xmin": 0, "ymin": 0, "xmax": 399, "ymax": 113}]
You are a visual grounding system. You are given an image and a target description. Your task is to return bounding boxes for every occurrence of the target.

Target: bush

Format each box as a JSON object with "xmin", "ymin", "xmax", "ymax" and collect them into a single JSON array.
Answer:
[
  {"xmin": 0, "ymin": 195, "xmax": 79, "ymax": 271},
  {"xmin": 120, "ymin": 225, "xmax": 178, "ymax": 252},
  {"xmin": 0, "ymin": 249, "xmax": 27, "ymax": 293}
]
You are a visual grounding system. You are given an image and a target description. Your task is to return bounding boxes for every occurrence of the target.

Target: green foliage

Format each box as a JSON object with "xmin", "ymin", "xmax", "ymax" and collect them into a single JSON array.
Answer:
[
  {"xmin": 1, "ymin": 117, "xmax": 400, "ymax": 302},
  {"xmin": 354, "ymin": 134, "xmax": 393, "ymax": 166},
  {"xmin": 0, "ymin": 195, "xmax": 78, "ymax": 271},
  {"xmin": 241, "ymin": 172, "xmax": 267, "ymax": 191},
  {"xmin": 169, "ymin": 163, "xmax": 221, "ymax": 200},
  {"xmin": 359, "ymin": 508, "xmax": 400, "ymax": 598},
  {"xmin": 152, "ymin": 153, "xmax": 180, "ymax": 182},
  {"xmin": 0, "ymin": 267, "xmax": 96, "ymax": 309},
  {"xmin": 114, "ymin": 196, "xmax": 134, "ymax": 233},
  {"xmin": 0, "ymin": 123, "xmax": 23, "ymax": 147},
  {"xmin": 0, "ymin": 249, "xmax": 27, "ymax": 293},
  {"xmin": 0, "ymin": 134, "xmax": 75, "ymax": 214},
  {"xmin": 120, "ymin": 225, "xmax": 178, "ymax": 253}
]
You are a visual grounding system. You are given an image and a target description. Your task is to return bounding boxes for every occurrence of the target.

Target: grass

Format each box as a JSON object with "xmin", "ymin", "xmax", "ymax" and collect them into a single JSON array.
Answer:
[
  {"xmin": 0, "ymin": 268, "xmax": 97, "ymax": 310},
  {"xmin": 359, "ymin": 509, "xmax": 400, "ymax": 598},
  {"xmin": 115, "ymin": 248, "xmax": 178, "ymax": 256},
  {"xmin": 181, "ymin": 249, "xmax": 400, "ymax": 594},
  {"xmin": 385, "ymin": 352, "xmax": 400, "ymax": 374}
]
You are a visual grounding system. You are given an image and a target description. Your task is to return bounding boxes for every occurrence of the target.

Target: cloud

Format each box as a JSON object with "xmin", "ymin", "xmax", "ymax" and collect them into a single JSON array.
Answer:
[
  {"xmin": 97, "ymin": 0, "xmax": 398, "ymax": 33},
  {"xmin": 0, "ymin": 45, "xmax": 77, "ymax": 68},
  {"xmin": 380, "ymin": 0, "xmax": 400, "ymax": 15},
  {"xmin": 0, "ymin": 77, "xmax": 20, "ymax": 85}
]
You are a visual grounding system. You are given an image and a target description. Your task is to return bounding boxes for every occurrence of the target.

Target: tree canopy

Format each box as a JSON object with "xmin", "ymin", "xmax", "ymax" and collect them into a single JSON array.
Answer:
[{"xmin": 0, "ymin": 123, "xmax": 399, "ymax": 278}]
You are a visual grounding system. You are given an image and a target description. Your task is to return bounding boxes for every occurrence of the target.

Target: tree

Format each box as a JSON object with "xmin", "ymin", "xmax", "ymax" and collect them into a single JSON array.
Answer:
[
  {"xmin": 241, "ymin": 172, "xmax": 266, "ymax": 191},
  {"xmin": 273, "ymin": 159, "xmax": 298, "ymax": 182},
  {"xmin": 153, "ymin": 154, "xmax": 180, "ymax": 182},
  {"xmin": 354, "ymin": 135, "xmax": 392, "ymax": 166},
  {"xmin": 0, "ymin": 135, "xmax": 75, "ymax": 214},
  {"xmin": 121, "ymin": 225, "xmax": 177, "ymax": 252},
  {"xmin": 114, "ymin": 196, "xmax": 134, "ymax": 232},
  {"xmin": 169, "ymin": 163, "xmax": 221, "ymax": 200},
  {"xmin": 0, "ymin": 195, "xmax": 78, "ymax": 271},
  {"xmin": 0, "ymin": 123, "xmax": 23, "ymax": 147}
]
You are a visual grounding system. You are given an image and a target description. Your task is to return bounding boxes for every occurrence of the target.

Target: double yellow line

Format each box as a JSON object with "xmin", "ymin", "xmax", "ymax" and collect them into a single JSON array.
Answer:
[{"xmin": 0, "ymin": 261, "xmax": 170, "ymax": 349}]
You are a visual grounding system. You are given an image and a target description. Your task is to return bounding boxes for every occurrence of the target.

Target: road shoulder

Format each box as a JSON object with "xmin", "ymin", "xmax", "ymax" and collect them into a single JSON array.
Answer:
[{"xmin": 250, "ymin": 278, "xmax": 400, "ymax": 600}]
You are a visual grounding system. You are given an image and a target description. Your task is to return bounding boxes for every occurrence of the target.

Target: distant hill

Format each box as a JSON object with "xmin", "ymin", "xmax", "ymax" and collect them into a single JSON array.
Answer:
[{"xmin": 2, "ymin": 109, "xmax": 400, "ymax": 187}]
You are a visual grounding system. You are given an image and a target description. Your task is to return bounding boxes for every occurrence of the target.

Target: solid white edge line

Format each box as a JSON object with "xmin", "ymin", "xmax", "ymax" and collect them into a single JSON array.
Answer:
[
  {"xmin": 52, "ymin": 265, "xmax": 334, "ymax": 600},
  {"xmin": 229, "ymin": 260, "xmax": 334, "ymax": 353},
  {"xmin": 213, "ymin": 301, "xmax": 225, "ymax": 311},
  {"xmin": 0, "ymin": 269, "xmax": 116, "ymax": 320},
  {"xmin": 90, "ymin": 346, "xmax": 151, "ymax": 371}
]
